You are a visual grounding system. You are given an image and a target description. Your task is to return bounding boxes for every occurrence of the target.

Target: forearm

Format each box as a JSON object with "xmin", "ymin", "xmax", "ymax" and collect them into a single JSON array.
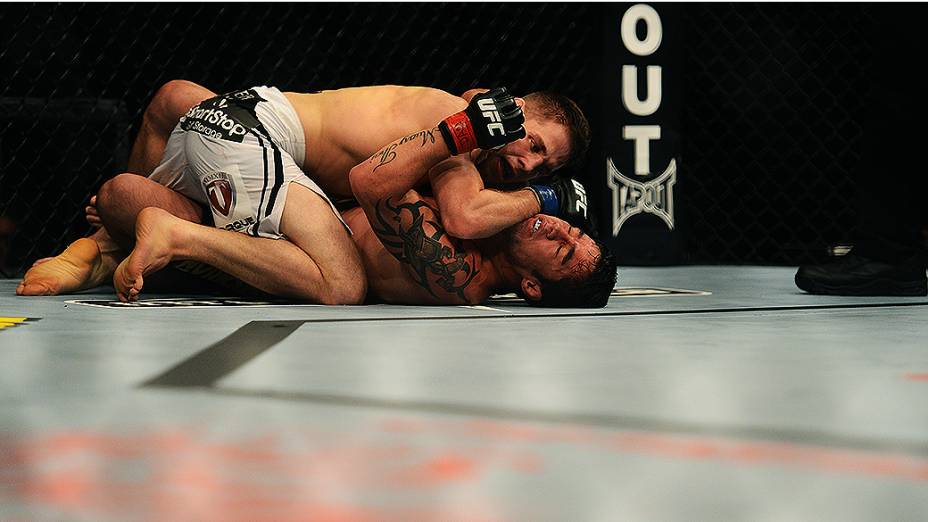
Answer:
[
  {"xmin": 440, "ymin": 187, "xmax": 541, "ymax": 239},
  {"xmin": 349, "ymin": 127, "xmax": 450, "ymax": 204}
]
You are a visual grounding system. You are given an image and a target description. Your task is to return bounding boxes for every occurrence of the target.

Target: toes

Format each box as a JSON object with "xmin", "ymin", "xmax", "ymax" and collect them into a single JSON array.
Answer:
[
  {"xmin": 128, "ymin": 274, "xmax": 144, "ymax": 302},
  {"xmin": 16, "ymin": 281, "xmax": 52, "ymax": 296}
]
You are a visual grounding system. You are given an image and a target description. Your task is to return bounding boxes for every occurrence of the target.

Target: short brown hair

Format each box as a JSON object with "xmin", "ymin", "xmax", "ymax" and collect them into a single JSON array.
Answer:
[{"xmin": 524, "ymin": 92, "xmax": 591, "ymax": 170}]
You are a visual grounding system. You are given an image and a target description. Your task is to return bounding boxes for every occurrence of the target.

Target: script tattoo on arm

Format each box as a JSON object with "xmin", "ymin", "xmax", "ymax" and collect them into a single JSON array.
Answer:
[
  {"xmin": 369, "ymin": 128, "xmax": 439, "ymax": 172},
  {"xmin": 369, "ymin": 197, "xmax": 479, "ymax": 301}
]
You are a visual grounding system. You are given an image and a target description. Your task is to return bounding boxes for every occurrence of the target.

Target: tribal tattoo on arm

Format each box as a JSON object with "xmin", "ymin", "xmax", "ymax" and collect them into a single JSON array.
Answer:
[{"xmin": 370, "ymin": 196, "xmax": 479, "ymax": 301}]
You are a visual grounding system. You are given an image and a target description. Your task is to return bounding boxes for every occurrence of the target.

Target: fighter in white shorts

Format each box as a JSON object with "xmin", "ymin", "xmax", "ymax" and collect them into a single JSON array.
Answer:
[{"xmin": 151, "ymin": 86, "xmax": 346, "ymax": 239}]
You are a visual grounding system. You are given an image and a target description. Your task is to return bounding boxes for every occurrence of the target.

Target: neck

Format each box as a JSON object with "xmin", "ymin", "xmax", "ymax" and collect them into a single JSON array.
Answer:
[{"xmin": 472, "ymin": 236, "xmax": 522, "ymax": 294}]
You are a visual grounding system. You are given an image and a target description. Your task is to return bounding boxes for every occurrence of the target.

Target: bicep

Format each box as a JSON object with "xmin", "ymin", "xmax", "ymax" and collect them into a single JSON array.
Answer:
[{"xmin": 429, "ymin": 157, "xmax": 484, "ymax": 204}]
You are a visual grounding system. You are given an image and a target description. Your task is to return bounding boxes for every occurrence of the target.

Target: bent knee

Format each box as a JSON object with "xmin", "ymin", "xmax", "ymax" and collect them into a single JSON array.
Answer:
[
  {"xmin": 146, "ymin": 80, "xmax": 211, "ymax": 131},
  {"xmin": 97, "ymin": 173, "xmax": 143, "ymax": 214},
  {"xmin": 320, "ymin": 275, "xmax": 367, "ymax": 305}
]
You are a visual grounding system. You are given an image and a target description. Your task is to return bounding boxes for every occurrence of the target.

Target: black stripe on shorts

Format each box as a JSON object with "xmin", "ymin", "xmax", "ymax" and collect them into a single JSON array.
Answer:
[
  {"xmin": 252, "ymin": 132, "xmax": 272, "ymax": 237},
  {"xmin": 264, "ymin": 140, "xmax": 285, "ymax": 219}
]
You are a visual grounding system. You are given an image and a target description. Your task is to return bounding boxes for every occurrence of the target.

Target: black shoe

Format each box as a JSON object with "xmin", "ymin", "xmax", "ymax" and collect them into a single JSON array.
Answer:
[{"xmin": 795, "ymin": 253, "xmax": 927, "ymax": 296}]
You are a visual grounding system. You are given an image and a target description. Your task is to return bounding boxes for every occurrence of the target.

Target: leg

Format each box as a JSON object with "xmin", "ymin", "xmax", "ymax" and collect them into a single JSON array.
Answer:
[
  {"xmin": 16, "ymin": 81, "xmax": 213, "ymax": 297},
  {"xmin": 96, "ymin": 172, "xmax": 206, "ymax": 249},
  {"xmin": 127, "ymin": 80, "xmax": 216, "ymax": 175},
  {"xmin": 795, "ymin": 7, "xmax": 928, "ymax": 295},
  {"xmin": 16, "ymin": 174, "xmax": 205, "ymax": 296},
  {"xmin": 114, "ymin": 183, "xmax": 366, "ymax": 304},
  {"xmin": 852, "ymin": 9, "xmax": 928, "ymax": 263}
]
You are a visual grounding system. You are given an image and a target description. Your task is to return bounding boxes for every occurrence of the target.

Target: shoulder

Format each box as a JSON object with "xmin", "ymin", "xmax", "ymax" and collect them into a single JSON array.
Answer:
[{"xmin": 381, "ymin": 87, "xmax": 465, "ymax": 126}]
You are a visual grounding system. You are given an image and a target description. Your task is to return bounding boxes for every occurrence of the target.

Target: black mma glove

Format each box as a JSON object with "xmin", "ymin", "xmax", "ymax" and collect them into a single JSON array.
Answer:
[
  {"xmin": 439, "ymin": 87, "xmax": 526, "ymax": 155},
  {"xmin": 528, "ymin": 177, "xmax": 590, "ymax": 229}
]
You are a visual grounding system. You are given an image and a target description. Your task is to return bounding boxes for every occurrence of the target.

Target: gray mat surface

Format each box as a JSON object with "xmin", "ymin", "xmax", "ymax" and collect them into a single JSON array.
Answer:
[{"xmin": 2, "ymin": 266, "xmax": 927, "ymax": 521}]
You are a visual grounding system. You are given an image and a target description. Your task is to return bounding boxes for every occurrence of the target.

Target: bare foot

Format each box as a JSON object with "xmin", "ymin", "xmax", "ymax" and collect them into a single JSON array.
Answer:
[
  {"xmin": 30, "ymin": 257, "xmax": 53, "ymax": 267},
  {"xmin": 16, "ymin": 238, "xmax": 116, "ymax": 295},
  {"xmin": 113, "ymin": 207, "xmax": 182, "ymax": 302}
]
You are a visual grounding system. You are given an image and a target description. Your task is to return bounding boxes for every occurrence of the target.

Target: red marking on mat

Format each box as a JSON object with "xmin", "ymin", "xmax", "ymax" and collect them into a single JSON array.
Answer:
[
  {"xmin": 381, "ymin": 417, "xmax": 928, "ymax": 482},
  {"xmin": 6, "ymin": 416, "xmax": 928, "ymax": 520},
  {"xmin": 607, "ymin": 433, "xmax": 928, "ymax": 480},
  {"xmin": 0, "ymin": 429, "xmax": 509, "ymax": 522},
  {"xmin": 396, "ymin": 451, "xmax": 479, "ymax": 485},
  {"xmin": 904, "ymin": 373, "xmax": 928, "ymax": 381}
]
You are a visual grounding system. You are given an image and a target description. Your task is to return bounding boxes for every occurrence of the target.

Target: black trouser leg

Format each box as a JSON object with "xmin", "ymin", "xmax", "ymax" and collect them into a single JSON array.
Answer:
[{"xmin": 853, "ymin": 8, "xmax": 928, "ymax": 264}]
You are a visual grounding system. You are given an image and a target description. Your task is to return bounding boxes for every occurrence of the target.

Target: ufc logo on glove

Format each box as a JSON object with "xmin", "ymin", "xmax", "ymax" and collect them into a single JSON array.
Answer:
[
  {"xmin": 477, "ymin": 98, "xmax": 505, "ymax": 136},
  {"xmin": 570, "ymin": 179, "xmax": 588, "ymax": 217},
  {"xmin": 439, "ymin": 87, "xmax": 525, "ymax": 155}
]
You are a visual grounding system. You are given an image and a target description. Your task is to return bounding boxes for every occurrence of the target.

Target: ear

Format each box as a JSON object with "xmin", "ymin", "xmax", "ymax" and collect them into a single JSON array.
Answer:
[
  {"xmin": 520, "ymin": 276, "xmax": 542, "ymax": 302},
  {"xmin": 515, "ymin": 97, "xmax": 526, "ymax": 110}
]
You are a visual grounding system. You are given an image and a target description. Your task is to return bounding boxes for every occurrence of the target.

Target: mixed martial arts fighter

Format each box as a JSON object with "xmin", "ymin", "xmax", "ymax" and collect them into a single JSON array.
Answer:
[
  {"xmin": 116, "ymin": 88, "xmax": 616, "ymax": 306},
  {"xmin": 17, "ymin": 83, "xmax": 608, "ymax": 305}
]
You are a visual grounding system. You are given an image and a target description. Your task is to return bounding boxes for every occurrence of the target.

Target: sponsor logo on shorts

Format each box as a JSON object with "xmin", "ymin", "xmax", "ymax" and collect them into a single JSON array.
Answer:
[
  {"xmin": 203, "ymin": 172, "xmax": 236, "ymax": 217},
  {"xmin": 181, "ymin": 105, "xmax": 250, "ymax": 142},
  {"xmin": 222, "ymin": 216, "xmax": 256, "ymax": 232}
]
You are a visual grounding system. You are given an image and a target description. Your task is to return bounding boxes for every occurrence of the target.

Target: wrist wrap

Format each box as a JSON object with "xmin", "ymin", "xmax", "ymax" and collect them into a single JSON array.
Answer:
[
  {"xmin": 529, "ymin": 185, "xmax": 559, "ymax": 215},
  {"xmin": 439, "ymin": 112, "xmax": 477, "ymax": 155}
]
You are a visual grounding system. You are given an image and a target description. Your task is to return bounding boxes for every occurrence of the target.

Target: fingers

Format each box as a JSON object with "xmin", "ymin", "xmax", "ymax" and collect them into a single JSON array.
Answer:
[
  {"xmin": 86, "ymin": 195, "xmax": 101, "ymax": 227},
  {"xmin": 489, "ymin": 88, "xmax": 525, "ymax": 138},
  {"xmin": 485, "ymin": 87, "xmax": 507, "ymax": 98}
]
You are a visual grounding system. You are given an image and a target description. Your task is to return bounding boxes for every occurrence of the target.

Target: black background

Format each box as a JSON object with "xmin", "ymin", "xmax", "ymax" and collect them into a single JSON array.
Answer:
[{"xmin": 0, "ymin": 3, "xmax": 874, "ymax": 275}]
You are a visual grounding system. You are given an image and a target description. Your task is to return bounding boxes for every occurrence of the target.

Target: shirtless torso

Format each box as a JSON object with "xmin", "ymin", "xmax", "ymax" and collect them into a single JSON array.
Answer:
[
  {"xmin": 283, "ymin": 86, "xmax": 467, "ymax": 198},
  {"xmin": 341, "ymin": 203, "xmax": 490, "ymax": 305}
]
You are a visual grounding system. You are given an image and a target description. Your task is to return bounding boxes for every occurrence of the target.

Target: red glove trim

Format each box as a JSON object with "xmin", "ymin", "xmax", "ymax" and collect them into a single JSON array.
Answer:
[{"xmin": 443, "ymin": 112, "xmax": 477, "ymax": 154}]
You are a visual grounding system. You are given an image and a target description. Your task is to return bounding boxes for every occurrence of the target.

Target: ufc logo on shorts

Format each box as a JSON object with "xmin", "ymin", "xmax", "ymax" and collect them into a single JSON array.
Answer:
[
  {"xmin": 477, "ymin": 98, "xmax": 505, "ymax": 136},
  {"xmin": 571, "ymin": 179, "xmax": 588, "ymax": 217}
]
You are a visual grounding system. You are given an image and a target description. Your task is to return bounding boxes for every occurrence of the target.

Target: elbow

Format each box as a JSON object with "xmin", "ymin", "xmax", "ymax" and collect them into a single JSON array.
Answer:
[
  {"xmin": 349, "ymin": 163, "xmax": 391, "ymax": 205},
  {"xmin": 348, "ymin": 164, "xmax": 375, "ymax": 203},
  {"xmin": 441, "ymin": 213, "xmax": 484, "ymax": 240}
]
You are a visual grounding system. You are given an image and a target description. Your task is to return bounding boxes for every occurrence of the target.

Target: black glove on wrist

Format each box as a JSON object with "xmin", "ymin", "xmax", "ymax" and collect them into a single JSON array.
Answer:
[{"xmin": 439, "ymin": 87, "xmax": 526, "ymax": 155}]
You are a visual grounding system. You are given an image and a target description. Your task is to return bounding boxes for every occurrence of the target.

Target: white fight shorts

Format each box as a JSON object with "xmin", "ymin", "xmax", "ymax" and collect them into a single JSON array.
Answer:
[{"xmin": 149, "ymin": 86, "xmax": 347, "ymax": 239}]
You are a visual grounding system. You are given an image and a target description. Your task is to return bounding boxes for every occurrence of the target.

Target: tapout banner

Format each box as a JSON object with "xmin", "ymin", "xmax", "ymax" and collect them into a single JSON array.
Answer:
[{"xmin": 600, "ymin": 3, "xmax": 684, "ymax": 265}]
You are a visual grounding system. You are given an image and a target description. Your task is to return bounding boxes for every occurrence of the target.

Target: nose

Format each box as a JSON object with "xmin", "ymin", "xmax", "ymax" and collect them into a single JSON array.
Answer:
[
  {"xmin": 546, "ymin": 222, "xmax": 573, "ymax": 241},
  {"xmin": 517, "ymin": 153, "xmax": 544, "ymax": 174}
]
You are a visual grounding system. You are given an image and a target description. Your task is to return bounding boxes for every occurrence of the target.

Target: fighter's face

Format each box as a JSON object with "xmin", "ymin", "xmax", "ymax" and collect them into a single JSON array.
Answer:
[
  {"xmin": 475, "ymin": 113, "xmax": 571, "ymax": 185},
  {"xmin": 506, "ymin": 214, "xmax": 600, "ymax": 283}
]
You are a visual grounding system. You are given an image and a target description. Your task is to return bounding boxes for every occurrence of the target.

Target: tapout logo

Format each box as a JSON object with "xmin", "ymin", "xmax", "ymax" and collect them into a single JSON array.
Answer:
[{"xmin": 608, "ymin": 3, "xmax": 676, "ymax": 235}]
